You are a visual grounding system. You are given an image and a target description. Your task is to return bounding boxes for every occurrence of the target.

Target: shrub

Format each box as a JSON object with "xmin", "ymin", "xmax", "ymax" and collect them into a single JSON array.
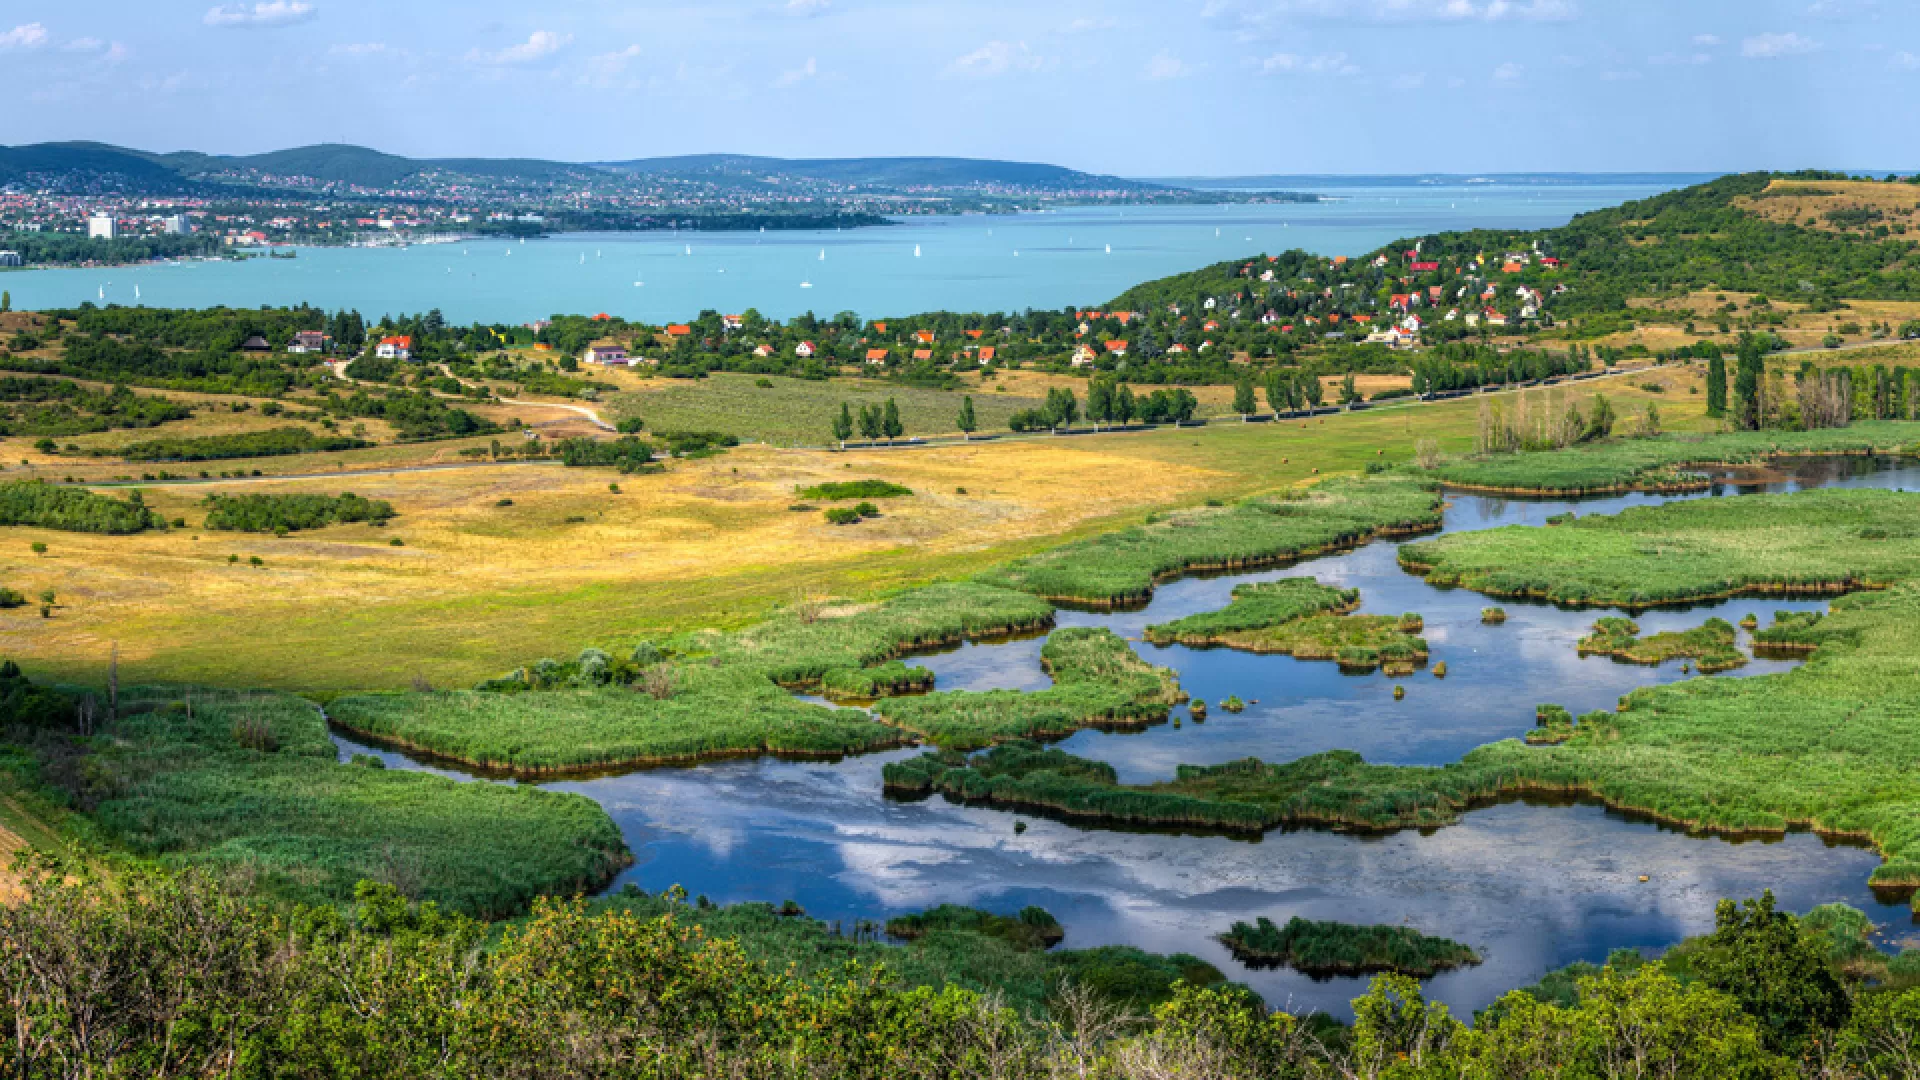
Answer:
[
  {"xmin": 201, "ymin": 493, "xmax": 396, "ymax": 533},
  {"xmin": 797, "ymin": 479, "xmax": 913, "ymax": 501},
  {"xmin": 824, "ymin": 507, "xmax": 862, "ymax": 525}
]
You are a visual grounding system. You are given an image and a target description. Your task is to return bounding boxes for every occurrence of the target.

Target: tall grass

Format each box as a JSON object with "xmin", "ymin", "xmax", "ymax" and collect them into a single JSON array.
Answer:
[
  {"xmin": 1217, "ymin": 916, "xmax": 1480, "ymax": 977},
  {"xmin": 977, "ymin": 477, "xmax": 1442, "ymax": 605},
  {"xmin": 1143, "ymin": 577, "xmax": 1357, "ymax": 643},
  {"xmin": 1578, "ymin": 617, "xmax": 1746, "ymax": 672},
  {"xmin": 1422, "ymin": 423, "xmax": 1920, "ymax": 495},
  {"xmin": 53, "ymin": 686, "xmax": 627, "ymax": 917},
  {"xmin": 329, "ymin": 582, "xmax": 1054, "ymax": 772},
  {"xmin": 1401, "ymin": 488, "xmax": 1920, "ymax": 607},
  {"xmin": 872, "ymin": 628, "xmax": 1184, "ymax": 749}
]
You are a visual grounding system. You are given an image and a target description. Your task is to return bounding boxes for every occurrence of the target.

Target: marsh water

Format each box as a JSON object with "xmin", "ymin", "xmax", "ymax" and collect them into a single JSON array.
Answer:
[{"xmin": 335, "ymin": 455, "xmax": 1920, "ymax": 1018}]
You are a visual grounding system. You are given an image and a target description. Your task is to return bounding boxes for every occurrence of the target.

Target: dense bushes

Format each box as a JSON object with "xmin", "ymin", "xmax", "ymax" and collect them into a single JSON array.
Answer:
[
  {"xmin": 116, "ymin": 427, "xmax": 371, "ymax": 462},
  {"xmin": 201, "ymin": 492, "xmax": 396, "ymax": 533},
  {"xmin": 0, "ymin": 377, "xmax": 190, "ymax": 437},
  {"xmin": 0, "ymin": 480, "xmax": 164, "ymax": 533},
  {"xmin": 799, "ymin": 479, "xmax": 914, "ymax": 500},
  {"xmin": 558, "ymin": 435, "xmax": 657, "ymax": 472}
]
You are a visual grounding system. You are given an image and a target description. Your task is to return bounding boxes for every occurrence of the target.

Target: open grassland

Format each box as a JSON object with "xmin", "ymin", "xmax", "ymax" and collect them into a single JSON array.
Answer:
[
  {"xmin": 1400, "ymin": 487, "xmax": 1920, "ymax": 607},
  {"xmin": 607, "ymin": 371, "xmax": 1047, "ymax": 445},
  {"xmin": 26, "ymin": 685, "xmax": 627, "ymax": 916},
  {"xmin": 872, "ymin": 627, "xmax": 1185, "ymax": 749},
  {"xmin": 1421, "ymin": 422, "xmax": 1920, "ymax": 496},
  {"xmin": 977, "ymin": 476, "xmax": 1445, "ymax": 606},
  {"xmin": 0, "ymin": 376, "xmax": 1701, "ymax": 692},
  {"xmin": 1577, "ymin": 616, "xmax": 1747, "ymax": 673},
  {"xmin": 1733, "ymin": 178, "xmax": 1920, "ymax": 235}
]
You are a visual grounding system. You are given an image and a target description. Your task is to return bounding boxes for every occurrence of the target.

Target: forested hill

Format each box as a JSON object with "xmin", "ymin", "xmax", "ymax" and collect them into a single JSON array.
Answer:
[
  {"xmin": 1109, "ymin": 171, "xmax": 1920, "ymax": 320},
  {"xmin": 600, "ymin": 154, "xmax": 1164, "ymax": 193}
]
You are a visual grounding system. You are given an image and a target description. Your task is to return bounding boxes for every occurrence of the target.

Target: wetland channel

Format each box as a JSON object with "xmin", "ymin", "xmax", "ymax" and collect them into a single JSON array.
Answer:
[{"xmin": 334, "ymin": 455, "xmax": 1920, "ymax": 1018}]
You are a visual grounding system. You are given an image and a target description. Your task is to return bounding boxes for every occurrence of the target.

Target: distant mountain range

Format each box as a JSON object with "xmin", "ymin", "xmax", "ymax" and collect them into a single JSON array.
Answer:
[{"xmin": 0, "ymin": 141, "xmax": 1165, "ymax": 195}]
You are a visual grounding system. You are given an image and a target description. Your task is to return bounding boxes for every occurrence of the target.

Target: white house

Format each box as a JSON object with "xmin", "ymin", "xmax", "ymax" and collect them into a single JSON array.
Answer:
[
  {"xmin": 583, "ymin": 341, "xmax": 630, "ymax": 366},
  {"xmin": 795, "ymin": 341, "xmax": 816, "ymax": 358},
  {"xmin": 375, "ymin": 335, "xmax": 413, "ymax": 361}
]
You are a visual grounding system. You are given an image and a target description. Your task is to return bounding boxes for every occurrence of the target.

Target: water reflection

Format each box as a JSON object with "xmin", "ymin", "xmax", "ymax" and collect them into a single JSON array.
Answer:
[{"xmin": 332, "ymin": 455, "xmax": 1920, "ymax": 1018}]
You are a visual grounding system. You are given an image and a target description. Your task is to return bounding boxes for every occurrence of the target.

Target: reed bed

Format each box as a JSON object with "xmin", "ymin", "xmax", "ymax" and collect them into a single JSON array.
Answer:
[
  {"xmin": 1400, "ymin": 488, "xmax": 1920, "ymax": 608},
  {"xmin": 872, "ymin": 628, "xmax": 1184, "ymax": 749},
  {"xmin": 1578, "ymin": 617, "xmax": 1747, "ymax": 672},
  {"xmin": 1217, "ymin": 916, "xmax": 1480, "ymax": 978},
  {"xmin": 977, "ymin": 477, "xmax": 1442, "ymax": 606},
  {"xmin": 1142, "ymin": 578, "xmax": 1357, "ymax": 643},
  {"xmin": 73, "ymin": 686, "xmax": 628, "ymax": 917},
  {"xmin": 1423, "ymin": 424, "xmax": 1920, "ymax": 495}
]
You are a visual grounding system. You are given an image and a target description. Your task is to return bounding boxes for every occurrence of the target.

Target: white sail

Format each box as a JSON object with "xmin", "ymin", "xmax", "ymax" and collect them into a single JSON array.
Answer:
[
  {"xmin": 819, "ymin": 248, "xmax": 826, "ymax": 261},
  {"xmin": 1105, "ymin": 244, "xmax": 1112, "ymax": 254},
  {"xmin": 913, "ymin": 244, "xmax": 921, "ymax": 257}
]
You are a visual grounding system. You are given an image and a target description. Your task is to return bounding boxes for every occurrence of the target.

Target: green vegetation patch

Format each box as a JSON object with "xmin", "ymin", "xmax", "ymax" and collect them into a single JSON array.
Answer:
[
  {"xmin": 1421, "ymin": 425, "xmax": 1920, "ymax": 496},
  {"xmin": 0, "ymin": 480, "xmax": 164, "ymax": 534},
  {"xmin": 201, "ymin": 492, "xmax": 396, "ymax": 533},
  {"xmin": 886, "ymin": 904, "xmax": 1064, "ymax": 950},
  {"xmin": 1578, "ymin": 616, "xmax": 1747, "ymax": 672},
  {"xmin": 330, "ymin": 582, "xmax": 1055, "ymax": 773},
  {"xmin": 0, "ymin": 377, "xmax": 191, "ymax": 437},
  {"xmin": 819, "ymin": 660, "xmax": 933, "ymax": 702},
  {"xmin": 872, "ymin": 627, "xmax": 1184, "ymax": 749},
  {"xmin": 1143, "ymin": 577, "xmax": 1357, "ymax": 642},
  {"xmin": 117, "ymin": 426, "xmax": 372, "ymax": 462},
  {"xmin": 36, "ymin": 685, "xmax": 627, "ymax": 917},
  {"xmin": 1401, "ymin": 487, "xmax": 1920, "ymax": 607},
  {"xmin": 1217, "ymin": 916, "xmax": 1480, "ymax": 978},
  {"xmin": 978, "ymin": 476, "xmax": 1442, "ymax": 606},
  {"xmin": 798, "ymin": 479, "xmax": 914, "ymax": 501},
  {"xmin": 1753, "ymin": 610, "xmax": 1827, "ymax": 653}
]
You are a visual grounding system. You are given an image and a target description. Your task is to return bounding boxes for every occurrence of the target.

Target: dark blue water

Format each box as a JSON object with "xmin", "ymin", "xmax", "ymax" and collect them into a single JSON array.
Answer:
[{"xmin": 335, "ymin": 455, "xmax": 1920, "ymax": 1018}]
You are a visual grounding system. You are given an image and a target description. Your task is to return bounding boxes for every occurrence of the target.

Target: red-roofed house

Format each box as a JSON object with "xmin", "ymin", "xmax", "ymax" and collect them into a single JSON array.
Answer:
[
  {"xmin": 1103, "ymin": 340, "xmax": 1128, "ymax": 356},
  {"xmin": 1501, "ymin": 262, "xmax": 1524, "ymax": 274},
  {"xmin": 721, "ymin": 314, "xmax": 744, "ymax": 330},
  {"xmin": 375, "ymin": 335, "xmax": 412, "ymax": 361},
  {"xmin": 914, "ymin": 329, "xmax": 935, "ymax": 345},
  {"xmin": 977, "ymin": 347, "xmax": 996, "ymax": 362},
  {"xmin": 753, "ymin": 344, "xmax": 776, "ymax": 357},
  {"xmin": 965, "ymin": 329, "xmax": 984, "ymax": 340},
  {"xmin": 1411, "ymin": 261, "xmax": 1440, "ymax": 272},
  {"xmin": 872, "ymin": 322, "xmax": 888, "ymax": 333},
  {"xmin": 666, "ymin": 324, "xmax": 692, "ymax": 337},
  {"xmin": 865, "ymin": 348, "xmax": 889, "ymax": 364},
  {"xmin": 912, "ymin": 349, "xmax": 933, "ymax": 361},
  {"xmin": 1071, "ymin": 344, "xmax": 1097, "ymax": 368},
  {"xmin": 1540, "ymin": 257, "xmax": 1561, "ymax": 269},
  {"xmin": 795, "ymin": 341, "xmax": 816, "ymax": 358}
]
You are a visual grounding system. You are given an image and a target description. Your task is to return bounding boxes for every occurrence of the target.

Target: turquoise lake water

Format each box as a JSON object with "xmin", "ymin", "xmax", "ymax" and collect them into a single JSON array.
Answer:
[{"xmin": 2, "ymin": 178, "xmax": 1704, "ymax": 324}]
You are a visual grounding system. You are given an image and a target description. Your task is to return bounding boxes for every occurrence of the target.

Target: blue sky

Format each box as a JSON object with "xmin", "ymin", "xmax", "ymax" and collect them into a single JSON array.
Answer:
[{"xmin": 3, "ymin": 0, "xmax": 1913, "ymax": 175}]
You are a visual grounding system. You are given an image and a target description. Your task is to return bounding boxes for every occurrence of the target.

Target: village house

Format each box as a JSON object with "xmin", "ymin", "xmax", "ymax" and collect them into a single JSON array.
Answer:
[
  {"xmin": 286, "ymin": 330, "xmax": 329, "ymax": 354},
  {"xmin": 1103, "ymin": 339, "xmax": 1128, "ymax": 357},
  {"xmin": 666, "ymin": 324, "xmax": 692, "ymax": 338},
  {"xmin": 375, "ymin": 335, "xmax": 412, "ymax": 361},
  {"xmin": 795, "ymin": 341, "xmax": 817, "ymax": 358},
  {"xmin": 1071, "ymin": 344, "xmax": 1098, "ymax": 368},
  {"xmin": 720, "ymin": 314, "xmax": 745, "ymax": 331},
  {"xmin": 912, "ymin": 349, "xmax": 933, "ymax": 362},
  {"xmin": 864, "ymin": 348, "xmax": 889, "ymax": 365},
  {"xmin": 754, "ymin": 344, "xmax": 777, "ymax": 357},
  {"xmin": 914, "ymin": 329, "xmax": 935, "ymax": 345},
  {"xmin": 240, "ymin": 335, "xmax": 271, "ymax": 352},
  {"xmin": 582, "ymin": 340, "xmax": 630, "ymax": 366},
  {"xmin": 977, "ymin": 346, "xmax": 996, "ymax": 363}
]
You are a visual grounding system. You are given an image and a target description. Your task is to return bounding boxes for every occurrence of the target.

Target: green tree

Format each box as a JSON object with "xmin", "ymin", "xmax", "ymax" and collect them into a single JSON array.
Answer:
[
  {"xmin": 956, "ymin": 395, "xmax": 976, "ymax": 438},
  {"xmin": 832, "ymin": 402, "xmax": 853, "ymax": 445},
  {"xmin": 1, "ymin": 290, "xmax": 9, "ymax": 313},
  {"xmin": 1687, "ymin": 890, "xmax": 1850, "ymax": 1052},
  {"xmin": 1583, "ymin": 393, "xmax": 1615, "ymax": 440},
  {"xmin": 1086, "ymin": 376, "xmax": 1114, "ymax": 427},
  {"xmin": 881, "ymin": 398, "xmax": 903, "ymax": 441},
  {"xmin": 1337, "ymin": 373, "xmax": 1360, "ymax": 405},
  {"xmin": 1706, "ymin": 353, "xmax": 1728, "ymax": 417},
  {"xmin": 1263, "ymin": 369, "xmax": 1292, "ymax": 414},
  {"xmin": 1043, "ymin": 387, "xmax": 1078, "ymax": 429},
  {"xmin": 1114, "ymin": 382, "xmax": 1137, "ymax": 424},
  {"xmin": 1733, "ymin": 337, "xmax": 1765, "ymax": 430},
  {"xmin": 1232, "ymin": 376, "xmax": 1257, "ymax": 417},
  {"xmin": 857, "ymin": 404, "xmax": 882, "ymax": 441},
  {"xmin": 1302, "ymin": 375, "xmax": 1325, "ymax": 408}
]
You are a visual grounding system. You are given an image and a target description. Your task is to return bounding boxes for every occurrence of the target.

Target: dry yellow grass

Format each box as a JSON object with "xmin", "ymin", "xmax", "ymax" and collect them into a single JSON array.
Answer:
[{"xmin": 1735, "ymin": 179, "xmax": 1920, "ymax": 234}]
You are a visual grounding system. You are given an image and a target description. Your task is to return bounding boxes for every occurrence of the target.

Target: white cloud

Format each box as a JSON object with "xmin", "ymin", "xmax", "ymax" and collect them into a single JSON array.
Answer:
[
  {"xmin": 1144, "ymin": 51, "xmax": 1191, "ymax": 80},
  {"xmin": 64, "ymin": 36, "xmax": 102, "ymax": 51},
  {"xmin": 1806, "ymin": 0, "xmax": 1877, "ymax": 17},
  {"xmin": 1258, "ymin": 51, "xmax": 1360, "ymax": 76},
  {"xmin": 773, "ymin": 56, "xmax": 817, "ymax": 87},
  {"xmin": 1493, "ymin": 61, "xmax": 1524, "ymax": 80},
  {"xmin": 1208, "ymin": 0, "xmax": 1573, "ymax": 39},
  {"xmin": 944, "ymin": 40, "xmax": 1045, "ymax": 78},
  {"xmin": 0, "ymin": 22, "xmax": 50, "ymax": 49},
  {"xmin": 1065, "ymin": 16, "xmax": 1116, "ymax": 31},
  {"xmin": 1692, "ymin": 33, "xmax": 1723, "ymax": 46},
  {"xmin": 1650, "ymin": 51, "xmax": 1711, "ymax": 65},
  {"xmin": 578, "ymin": 43, "xmax": 642, "ymax": 87},
  {"xmin": 469, "ymin": 30, "xmax": 571, "ymax": 66},
  {"xmin": 203, "ymin": 2, "xmax": 317, "ymax": 28},
  {"xmin": 1742, "ymin": 31, "xmax": 1818, "ymax": 58},
  {"xmin": 783, "ymin": 0, "xmax": 829, "ymax": 15},
  {"xmin": 1391, "ymin": 71, "xmax": 1427, "ymax": 89},
  {"xmin": 1894, "ymin": 50, "xmax": 1920, "ymax": 69},
  {"xmin": 330, "ymin": 41, "xmax": 390, "ymax": 55},
  {"xmin": 1600, "ymin": 68, "xmax": 1641, "ymax": 81}
]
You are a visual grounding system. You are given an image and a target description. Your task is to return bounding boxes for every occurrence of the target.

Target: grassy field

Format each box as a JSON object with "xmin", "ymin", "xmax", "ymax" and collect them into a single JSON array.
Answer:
[
  {"xmin": 606, "ymin": 371, "xmax": 1047, "ymax": 445},
  {"xmin": 1400, "ymin": 487, "xmax": 1920, "ymax": 607},
  {"xmin": 977, "ymin": 476, "xmax": 1445, "ymax": 606},
  {"xmin": 30, "ymin": 685, "xmax": 628, "ymax": 916},
  {"xmin": 0, "ymin": 373, "xmax": 1698, "ymax": 693}
]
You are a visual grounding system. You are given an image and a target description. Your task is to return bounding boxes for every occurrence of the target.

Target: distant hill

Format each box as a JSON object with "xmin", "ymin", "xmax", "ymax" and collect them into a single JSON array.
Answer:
[
  {"xmin": 602, "ymin": 154, "xmax": 1166, "ymax": 192},
  {"xmin": 0, "ymin": 141, "xmax": 1170, "ymax": 195}
]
